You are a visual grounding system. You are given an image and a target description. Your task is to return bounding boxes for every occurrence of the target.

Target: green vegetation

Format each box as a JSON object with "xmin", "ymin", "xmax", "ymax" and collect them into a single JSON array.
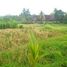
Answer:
[
  {"xmin": 0, "ymin": 24, "xmax": 66, "ymax": 67},
  {"xmin": 1, "ymin": 8, "xmax": 67, "ymax": 24},
  {"xmin": 0, "ymin": 19, "xmax": 17, "ymax": 29}
]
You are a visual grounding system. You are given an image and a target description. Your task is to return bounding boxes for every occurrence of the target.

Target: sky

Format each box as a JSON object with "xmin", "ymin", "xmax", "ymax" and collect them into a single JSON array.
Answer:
[{"xmin": 0, "ymin": 0, "xmax": 67, "ymax": 16}]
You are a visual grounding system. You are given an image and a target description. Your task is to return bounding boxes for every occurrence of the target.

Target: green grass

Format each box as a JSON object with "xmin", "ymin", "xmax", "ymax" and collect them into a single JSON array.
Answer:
[{"xmin": 0, "ymin": 23, "xmax": 67, "ymax": 67}]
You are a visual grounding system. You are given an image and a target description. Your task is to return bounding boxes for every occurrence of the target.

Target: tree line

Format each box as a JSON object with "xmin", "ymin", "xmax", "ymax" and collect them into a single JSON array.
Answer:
[
  {"xmin": 18, "ymin": 8, "xmax": 67, "ymax": 24},
  {"xmin": 0, "ymin": 8, "xmax": 67, "ymax": 29},
  {"xmin": 54, "ymin": 8, "xmax": 67, "ymax": 23}
]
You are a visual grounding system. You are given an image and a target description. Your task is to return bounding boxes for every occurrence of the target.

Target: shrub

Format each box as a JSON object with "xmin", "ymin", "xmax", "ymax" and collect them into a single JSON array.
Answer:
[
  {"xmin": 17, "ymin": 24, "xmax": 23, "ymax": 28},
  {"xmin": 27, "ymin": 31, "xmax": 44, "ymax": 67},
  {"xmin": 0, "ymin": 19, "xmax": 17, "ymax": 29}
]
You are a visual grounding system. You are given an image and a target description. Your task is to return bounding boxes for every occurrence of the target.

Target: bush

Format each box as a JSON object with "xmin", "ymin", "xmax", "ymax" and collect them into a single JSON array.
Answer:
[
  {"xmin": 0, "ymin": 19, "xmax": 17, "ymax": 29},
  {"xmin": 17, "ymin": 24, "xmax": 23, "ymax": 28}
]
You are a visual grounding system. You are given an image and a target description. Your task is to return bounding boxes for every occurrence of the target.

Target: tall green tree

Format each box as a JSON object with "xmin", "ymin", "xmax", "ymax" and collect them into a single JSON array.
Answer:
[
  {"xmin": 54, "ymin": 8, "xmax": 65, "ymax": 23},
  {"xmin": 20, "ymin": 8, "xmax": 32, "ymax": 23},
  {"xmin": 63, "ymin": 13, "xmax": 67, "ymax": 23},
  {"xmin": 37, "ymin": 11, "xmax": 45, "ymax": 23}
]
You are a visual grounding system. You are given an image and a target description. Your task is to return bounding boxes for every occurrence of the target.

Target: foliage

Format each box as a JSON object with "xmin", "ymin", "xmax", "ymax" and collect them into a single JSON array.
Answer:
[
  {"xmin": 63, "ymin": 13, "xmax": 67, "ymax": 23},
  {"xmin": 54, "ymin": 8, "xmax": 65, "ymax": 23},
  {"xmin": 20, "ymin": 8, "xmax": 32, "ymax": 23},
  {"xmin": 27, "ymin": 30, "xmax": 44, "ymax": 67},
  {"xmin": 17, "ymin": 24, "xmax": 23, "ymax": 28},
  {"xmin": 0, "ymin": 24, "xmax": 66, "ymax": 67},
  {"xmin": 0, "ymin": 18, "xmax": 17, "ymax": 29},
  {"xmin": 36, "ymin": 11, "xmax": 45, "ymax": 24}
]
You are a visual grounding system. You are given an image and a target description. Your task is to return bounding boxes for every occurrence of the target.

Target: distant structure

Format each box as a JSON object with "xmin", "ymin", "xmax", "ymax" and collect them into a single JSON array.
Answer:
[
  {"xmin": 32, "ymin": 15, "xmax": 55, "ymax": 21},
  {"xmin": 45, "ymin": 15, "xmax": 55, "ymax": 21}
]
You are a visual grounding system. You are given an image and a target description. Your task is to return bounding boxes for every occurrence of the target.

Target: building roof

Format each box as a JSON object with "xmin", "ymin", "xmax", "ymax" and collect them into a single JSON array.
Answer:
[{"xmin": 45, "ymin": 15, "xmax": 55, "ymax": 21}]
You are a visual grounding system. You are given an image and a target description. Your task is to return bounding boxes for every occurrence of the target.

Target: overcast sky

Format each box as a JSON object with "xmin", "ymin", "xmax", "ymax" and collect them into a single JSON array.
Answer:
[{"xmin": 0, "ymin": 0, "xmax": 66, "ymax": 16}]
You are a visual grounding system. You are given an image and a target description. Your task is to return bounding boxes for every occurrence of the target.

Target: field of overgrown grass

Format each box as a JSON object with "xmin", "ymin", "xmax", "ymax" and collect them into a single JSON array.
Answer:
[{"xmin": 0, "ymin": 23, "xmax": 67, "ymax": 67}]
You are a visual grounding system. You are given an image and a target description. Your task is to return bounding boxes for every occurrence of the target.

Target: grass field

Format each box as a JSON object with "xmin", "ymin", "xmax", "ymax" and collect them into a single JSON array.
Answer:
[{"xmin": 0, "ymin": 24, "xmax": 67, "ymax": 67}]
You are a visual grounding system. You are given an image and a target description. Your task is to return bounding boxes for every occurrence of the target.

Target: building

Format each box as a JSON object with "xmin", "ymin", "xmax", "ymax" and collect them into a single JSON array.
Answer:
[
  {"xmin": 32, "ymin": 15, "xmax": 55, "ymax": 21},
  {"xmin": 45, "ymin": 15, "xmax": 55, "ymax": 21}
]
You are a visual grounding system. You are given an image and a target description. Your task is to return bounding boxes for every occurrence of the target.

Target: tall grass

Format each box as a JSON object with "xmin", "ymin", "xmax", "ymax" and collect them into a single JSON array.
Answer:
[
  {"xmin": 0, "ymin": 24, "xmax": 66, "ymax": 67},
  {"xmin": 27, "ymin": 30, "xmax": 44, "ymax": 67},
  {"xmin": 0, "ymin": 20, "xmax": 17, "ymax": 29}
]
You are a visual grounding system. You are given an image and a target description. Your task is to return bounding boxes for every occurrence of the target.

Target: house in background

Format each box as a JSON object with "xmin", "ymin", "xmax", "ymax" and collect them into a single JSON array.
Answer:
[
  {"xmin": 32, "ymin": 14, "xmax": 55, "ymax": 22},
  {"xmin": 45, "ymin": 15, "xmax": 55, "ymax": 21}
]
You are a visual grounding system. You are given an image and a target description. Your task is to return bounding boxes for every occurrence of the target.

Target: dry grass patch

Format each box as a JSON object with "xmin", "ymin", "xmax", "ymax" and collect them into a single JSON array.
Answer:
[
  {"xmin": 0, "ymin": 29, "xmax": 29, "ymax": 51},
  {"xmin": 33, "ymin": 28, "xmax": 62, "ymax": 39}
]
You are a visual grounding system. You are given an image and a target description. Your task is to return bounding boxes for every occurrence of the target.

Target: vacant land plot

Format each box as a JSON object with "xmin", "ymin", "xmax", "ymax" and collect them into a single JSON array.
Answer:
[{"xmin": 0, "ymin": 24, "xmax": 67, "ymax": 67}]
